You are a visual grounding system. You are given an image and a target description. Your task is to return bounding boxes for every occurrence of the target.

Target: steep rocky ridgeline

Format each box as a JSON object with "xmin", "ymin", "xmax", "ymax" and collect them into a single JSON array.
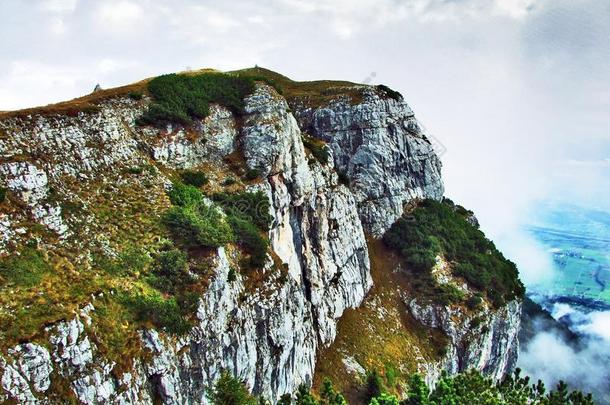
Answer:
[{"xmin": 0, "ymin": 68, "xmax": 521, "ymax": 404}]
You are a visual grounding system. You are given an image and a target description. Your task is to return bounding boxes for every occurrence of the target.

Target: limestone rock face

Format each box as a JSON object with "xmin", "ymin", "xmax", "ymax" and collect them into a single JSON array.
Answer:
[
  {"xmin": 293, "ymin": 88, "xmax": 444, "ymax": 237},
  {"xmin": 408, "ymin": 298, "xmax": 522, "ymax": 386},
  {"xmin": 149, "ymin": 105, "xmax": 238, "ymax": 168},
  {"xmin": 0, "ymin": 81, "xmax": 518, "ymax": 404}
]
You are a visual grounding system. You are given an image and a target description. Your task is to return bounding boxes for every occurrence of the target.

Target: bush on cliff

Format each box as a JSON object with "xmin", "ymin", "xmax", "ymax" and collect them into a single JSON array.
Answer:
[
  {"xmin": 383, "ymin": 199, "xmax": 525, "ymax": 307},
  {"xmin": 206, "ymin": 370, "xmax": 257, "ymax": 405},
  {"xmin": 163, "ymin": 183, "xmax": 234, "ymax": 249},
  {"xmin": 137, "ymin": 72, "xmax": 256, "ymax": 127},
  {"xmin": 212, "ymin": 191, "xmax": 273, "ymax": 231},
  {"xmin": 163, "ymin": 204, "xmax": 234, "ymax": 249},
  {"xmin": 180, "ymin": 169, "xmax": 208, "ymax": 187},
  {"xmin": 119, "ymin": 291, "xmax": 191, "ymax": 335},
  {"xmin": 149, "ymin": 248, "xmax": 193, "ymax": 294}
]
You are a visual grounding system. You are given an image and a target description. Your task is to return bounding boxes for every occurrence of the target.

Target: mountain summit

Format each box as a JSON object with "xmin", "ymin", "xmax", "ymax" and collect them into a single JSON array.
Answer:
[{"xmin": 0, "ymin": 68, "xmax": 524, "ymax": 404}]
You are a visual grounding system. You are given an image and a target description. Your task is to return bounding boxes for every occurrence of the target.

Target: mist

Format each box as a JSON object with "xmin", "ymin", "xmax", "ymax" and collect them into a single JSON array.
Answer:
[{"xmin": 518, "ymin": 303, "xmax": 610, "ymax": 401}]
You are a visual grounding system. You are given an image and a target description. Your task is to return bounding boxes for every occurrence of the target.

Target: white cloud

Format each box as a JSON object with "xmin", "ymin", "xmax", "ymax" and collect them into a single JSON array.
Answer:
[
  {"xmin": 519, "ymin": 304, "xmax": 610, "ymax": 397},
  {"xmin": 580, "ymin": 311, "xmax": 610, "ymax": 341},
  {"xmin": 40, "ymin": 0, "xmax": 78, "ymax": 13},
  {"xmin": 48, "ymin": 17, "xmax": 67, "ymax": 35},
  {"xmin": 493, "ymin": 0, "xmax": 536, "ymax": 18},
  {"xmin": 96, "ymin": 1, "xmax": 145, "ymax": 32}
]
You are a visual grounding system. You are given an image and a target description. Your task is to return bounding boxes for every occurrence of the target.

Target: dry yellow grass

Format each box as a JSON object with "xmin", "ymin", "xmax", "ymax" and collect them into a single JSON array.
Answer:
[{"xmin": 312, "ymin": 238, "xmax": 448, "ymax": 403}]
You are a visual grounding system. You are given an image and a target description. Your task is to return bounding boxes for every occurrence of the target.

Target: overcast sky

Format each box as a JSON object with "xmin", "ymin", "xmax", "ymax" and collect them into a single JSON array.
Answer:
[{"xmin": 1, "ymin": 0, "xmax": 609, "ymax": 285}]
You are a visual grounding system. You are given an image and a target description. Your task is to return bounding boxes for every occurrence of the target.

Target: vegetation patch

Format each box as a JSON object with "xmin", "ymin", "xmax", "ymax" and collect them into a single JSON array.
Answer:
[
  {"xmin": 314, "ymin": 238, "xmax": 448, "ymax": 402},
  {"xmin": 227, "ymin": 215, "xmax": 268, "ymax": 268},
  {"xmin": 375, "ymin": 85, "xmax": 403, "ymax": 102},
  {"xmin": 206, "ymin": 367, "xmax": 594, "ymax": 404},
  {"xmin": 163, "ymin": 182, "xmax": 234, "ymax": 249},
  {"xmin": 0, "ymin": 186, "xmax": 6, "ymax": 203},
  {"xmin": 383, "ymin": 199, "xmax": 524, "ymax": 307},
  {"xmin": 0, "ymin": 247, "xmax": 52, "ymax": 287},
  {"xmin": 230, "ymin": 67, "xmax": 365, "ymax": 108},
  {"xmin": 213, "ymin": 191, "xmax": 272, "ymax": 269},
  {"xmin": 147, "ymin": 248, "xmax": 193, "ymax": 293},
  {"xmin": 127, "ymin": 91, "xmax": 143, "ymax": 100},
  {"xmin": 163, "ymin": 204, "xmax": 233, "ymax": 249},
  {"xmin": 118, "ymin": 290, "xmax": 191, "ymax": 335},
  {"xmin": 337, "ymin": 170, "xmax": 350, "ymax": 187},
  {"xmin": 180, "ymin": 169, "xmax": 208, "ymax": 187},
  {"xmin": 137, "ymin": 72, "xmax": 256, "ymax": 127},
  {"xmin": 302, "ymin": 134, "xmax": 330, "ymax": 165},
  {"xmin": 212, "ymin": 191, "xmax": 272, "ymax": 231},
  {"xmin": 245, "ymin": 168, "xmax": 262, "ymax": 181}
]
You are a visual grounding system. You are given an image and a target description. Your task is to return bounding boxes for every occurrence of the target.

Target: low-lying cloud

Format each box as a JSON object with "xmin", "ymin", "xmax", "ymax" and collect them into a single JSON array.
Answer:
[{"xmin": 518, "ymin": 303, "xmax": 610, "ymax": 400}]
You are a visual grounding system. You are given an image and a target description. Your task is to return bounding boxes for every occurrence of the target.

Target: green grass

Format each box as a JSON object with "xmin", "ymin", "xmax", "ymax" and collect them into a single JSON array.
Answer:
[
  {"xmin": 163, "ymin": 204, "xmax": 234, "ymax": 249},
  {"xmin": 137, "ymin": 72, "xmax": 256, "ymax": 127},
  {"xmin": 230, "ymin": 67, "xmax": 365, "ymax": 108},
  {"xmin": 118, "ymin": 290, "xmax": 191, "ymax": 335},
  {"xmin": 383, "ymin": 199, "xmax": 525, "ymax": 307},
  {"xmin": 0, "ymin": 248, "xmax": 52, "ymax": 287}
]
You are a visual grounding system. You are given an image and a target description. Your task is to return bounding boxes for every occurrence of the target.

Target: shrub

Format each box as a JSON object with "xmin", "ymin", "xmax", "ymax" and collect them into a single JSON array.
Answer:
[
  {"xmin": 0, "ymin": 187, "xmax": 6, "ymax": 203},
  {"xmin": 364, "ymin": 370, "xmax": 384, "ymax": 403},
  {"xmin": 180, "ymin": 170, "xmax": 208, "ymax": 187},
  {"xmin": 206, "ymin": 370, "xmax": 257, "ymax": 405},
  {"xmin": 382, "ymin": 199, "xmax": 524, "ymax": 307},
  {"xmin": 162, "ymin": 205, "xmax": 234, "ymax": 249},
  {"xmin": 127, "ymin": 91, "xmax": 143, "ymax": 100},
  {"xmin": 228, "ymin": 216, "xmax": 268, "ymax": 268},
  {"xmin": 227, "ymin": 267, "xmax": 237, "ymax": 283},
  {"xmin": 337, "ymin": 170, "xmax": 350, "ymax": 186},
  {"xmin": 295, "ymin": 384, "xmax": 317, "ymax": 405},
  {"xmin": 437, "ymin": 284, "xmax": 465, "ymax": 306},
  {"xmin": 302, "ymin": 135, "xmax": 329, "ymax": 165},
  {"xmin": 369, "ymin": 393, "xmax": 400, "ymax": 405},
  {"xmin": 212, "ymin": 191, "xmax": 273, "ymax": 231},
  {"xmin": 245, "ymin": 168, "xmax": 262, "ymax": 181},
  {"xmin": 149, "ymin": 249, "xmax": 193, "ymax": 294},
  {"xmin": 119, "ymin": 291, "xmax": 191, "ymax": 335},
  {"xmin": 138, "ymin": 73, "xmax": 256, "ymax": 127},
  {"xmin": 167, "ymin": 182, "xmax": 204, "ymax": 207},
  {"xmin": 376, "ymin": 84, "xmax": 403, "ymax": 101},
  {"xmin": 0, "ymin": 248, "xmax": 51, "ymax": 287},
  {"xmin": 234, "ymin": 73, "xmax": 284, "ymax": 95},
  {"xmin": 222, "ymin": 177, "xmax": 237, "ymax": 186},
  {"xmin": 403, "ymin": 369, "xmax": 597, "ymax": 405},
  {"xmin": 277, "ymin": 394, "xmax": 292, "ymax": 405},
  {"xmin": 126, "ymin": 166, "xmax": 143, "ymax": 175},
  {"xmin": 320, "ymin": 378, "xmax": 348, "ymax": 405},
  {"xmin": 405, "ymin": 374, "xmax": 430, "ymax": 405},
  {"xmin": 466, "ymin": 294, "xmax": 483, "ymax": 310}
]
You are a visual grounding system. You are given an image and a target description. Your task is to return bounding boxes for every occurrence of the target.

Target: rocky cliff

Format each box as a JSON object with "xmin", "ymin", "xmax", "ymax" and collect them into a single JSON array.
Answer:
[{"xmin": 0, "ymin": 68, "xmax": 520, "ymax": 404}]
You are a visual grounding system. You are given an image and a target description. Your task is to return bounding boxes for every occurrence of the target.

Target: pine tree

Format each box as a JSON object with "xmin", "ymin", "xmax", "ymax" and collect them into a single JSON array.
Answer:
[{"xmin": 206, "ymin": 370, "xmax": 256, "ymax": 405}]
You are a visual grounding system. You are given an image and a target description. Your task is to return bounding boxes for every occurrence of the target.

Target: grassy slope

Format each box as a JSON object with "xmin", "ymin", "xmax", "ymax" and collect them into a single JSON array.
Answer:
[
  {"xmin": 313, "ymin": 238, "xmax": 447, "ymax": 404},
  {"xmin": 0, "ymin": 66, "xmax": 367, "ymax": 119},
  {"xmin": 231, "ymin": 67, "xmax": 367, "ymax": 107}
]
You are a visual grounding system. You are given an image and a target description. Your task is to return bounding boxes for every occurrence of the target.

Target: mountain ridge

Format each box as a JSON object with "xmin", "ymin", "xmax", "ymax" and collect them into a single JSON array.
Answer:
[{"xmin": 0, "ymin": 68, "xmax": 521, "ymax": 404}]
